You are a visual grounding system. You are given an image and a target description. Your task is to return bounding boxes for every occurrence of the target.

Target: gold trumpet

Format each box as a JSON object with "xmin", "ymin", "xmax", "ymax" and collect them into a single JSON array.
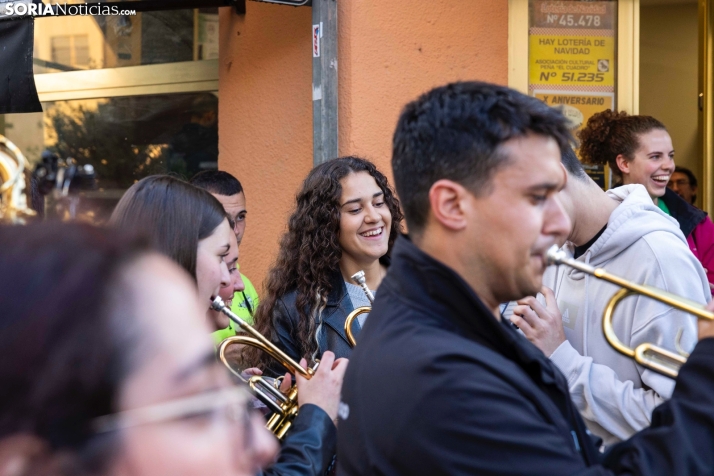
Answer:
[
  {"xmin": 545, "ymin": 245, "xmax": 714, "ymax": 378},
  {"xmin": 344, "ymin": 270, "xmax": 374, "ymax": 347},
  {"xmin": 211, "ymin": 296, "xmax": 317, "ymax": 440}
]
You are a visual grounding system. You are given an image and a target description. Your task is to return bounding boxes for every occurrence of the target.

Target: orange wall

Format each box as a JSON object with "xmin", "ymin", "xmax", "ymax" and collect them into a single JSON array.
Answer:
[
  {"xmin": 218, "ymin": 2, "xmax": 313, "ymax": 291},
  {"xmin": 338, "ymin": 1, "xmax": 508, "ymax": 181},
  {"xmin": 219, "ymin": 1, "xmax": 508, "ymax": 291}
]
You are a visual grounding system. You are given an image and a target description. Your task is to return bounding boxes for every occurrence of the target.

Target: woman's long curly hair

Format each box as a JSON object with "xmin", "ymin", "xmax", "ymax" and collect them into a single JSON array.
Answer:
[
  {"xmin": 578, "ymin": 109, "xmax": 666, "ymax": 181},
  {"xmin": 244, "ymin": 156, "xmax": 403, "ymax": 369}
]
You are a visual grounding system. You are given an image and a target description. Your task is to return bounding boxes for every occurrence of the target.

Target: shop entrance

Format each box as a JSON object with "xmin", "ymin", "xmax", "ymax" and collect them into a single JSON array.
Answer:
[
  {"xmin": 640, "ymin": 0, "xmax": 702, "ymax": 208},
  {"xmin": 510, "ymin": 0, "xmax": 714, "ymax": 212}
]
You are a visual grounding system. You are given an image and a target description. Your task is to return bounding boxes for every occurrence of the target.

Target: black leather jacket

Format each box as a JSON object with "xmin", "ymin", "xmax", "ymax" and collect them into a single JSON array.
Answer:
[
  {"xmin": 267, "ymin": 257, "xmax": 389, "ymax": 377},
  {"xmin": 262, "ymin": 404, "xmax": 336, "ymax": 476}
]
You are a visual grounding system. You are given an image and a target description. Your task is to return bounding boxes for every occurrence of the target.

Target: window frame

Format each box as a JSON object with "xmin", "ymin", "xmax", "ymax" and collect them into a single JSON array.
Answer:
[{"xmin": 35, "ymin": 59, "xmax": 219, "ymax": 101}]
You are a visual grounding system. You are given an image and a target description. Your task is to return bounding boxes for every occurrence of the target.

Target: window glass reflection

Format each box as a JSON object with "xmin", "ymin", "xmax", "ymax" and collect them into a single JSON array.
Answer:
[
  {"xmin": 0, "ymin": 92, "xmax": 218, "ymax": 223},
  {"xmin": 34, "ymin": 8, "xmax": 219, "ymax": 73}
]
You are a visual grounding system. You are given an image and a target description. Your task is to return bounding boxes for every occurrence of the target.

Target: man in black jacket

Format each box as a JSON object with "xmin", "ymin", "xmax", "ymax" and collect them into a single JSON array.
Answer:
[{"xmin": 336, "ymin": 81, "xmax": 714, "ymax": 475}]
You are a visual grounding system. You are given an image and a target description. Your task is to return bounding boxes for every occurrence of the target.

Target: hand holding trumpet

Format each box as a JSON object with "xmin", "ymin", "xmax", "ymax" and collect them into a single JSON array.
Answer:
[
  {"xmin": 296, "ymin": 352, "xmax": 349, "ymax": 421},
  {"xmin": 242, "ymin": 351, "xmax": 348, "ymax": 422},
  {"xmin": 513, "ymin": 290, "xmax": 714, "ymax": 356},
  {"xmin": 510, "ymin": 286, "xmax": 565, "ymax": 357}
]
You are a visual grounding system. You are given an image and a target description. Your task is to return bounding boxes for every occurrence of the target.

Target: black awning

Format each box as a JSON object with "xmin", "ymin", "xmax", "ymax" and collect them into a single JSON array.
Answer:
[
  {"xmin": 0, "ymin": 0, "xmax": 245, "ymax": 18},
  {"xmin": 0, "ymin": 0, "xmax": 245, "ymax": 113},
  {"xmin": 0, "ymin": 0, "xmax": 320, "ymax": 114},
  {"xmin": 0, "ymin": 18, "xmax": 42, "ymax": 113}
]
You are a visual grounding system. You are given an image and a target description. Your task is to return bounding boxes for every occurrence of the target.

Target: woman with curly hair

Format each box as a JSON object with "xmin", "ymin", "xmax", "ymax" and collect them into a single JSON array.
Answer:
[
  {"xmin": 578, "ymin": 109, "xmax": 714, "ymax": 288},
  {"xmin": 245, "ymin": 156, "xmax": 403, "ymax": 374}
]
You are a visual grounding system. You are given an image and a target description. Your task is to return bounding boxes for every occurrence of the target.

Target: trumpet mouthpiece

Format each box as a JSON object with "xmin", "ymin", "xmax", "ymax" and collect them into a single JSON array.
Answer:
[
  {"xmin": 351, "ymin": 270, "xmax": 366, "ymax": 286},
  {"xmin": 545, "ymin": 245, "xmax": 567, "ymax": 266},
  {"xmin": 211, "ymin": 296, "xmax": 226, "ymax": 311},
  {"xmin": 351, "ymin": 270, "xmax": 375, "ymax": 303}
]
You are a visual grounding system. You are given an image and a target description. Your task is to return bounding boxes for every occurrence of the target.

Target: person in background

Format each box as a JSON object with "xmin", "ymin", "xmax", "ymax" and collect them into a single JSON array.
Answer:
[
  {"xmin": 110, "ymin": 175, "xmax": 344, "ymax": 476},
  {"xmin": 243, "ymin": 157, "xmax": 403, "ymax": 376},
  {"xmin": 668, "ymin": 165, "xmax": 698, "ymax": 206},
  {"xmin": 579, "ymin": 110, "xmax": 714, "ymax": 289},
  {"xmin": 167, "ymin": 95, "xmax": 218, "ymax": 180},
  {"xmin": 191, "ymin": 171, "xmax": 260, "ymax": 327},
  {"xmin": 211, "ymin": 229, "xmax": 246, "ymax": 344},
  {"xmin": 509, "ymin": 147, "xmax": 707, "ymax": 446},
  {"xmin": 0, "ymin": 222, "xmax": 278, "ymax": 476}
]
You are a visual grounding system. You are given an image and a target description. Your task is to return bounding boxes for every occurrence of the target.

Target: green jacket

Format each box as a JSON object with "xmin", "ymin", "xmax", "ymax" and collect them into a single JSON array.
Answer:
[
  {"xmin": 231, "ymin": 272, "xmax": 259, "ymax": 326},
  {"xmin": 211, "ymin": 272, "xmax": 259, "ymax": 344}
]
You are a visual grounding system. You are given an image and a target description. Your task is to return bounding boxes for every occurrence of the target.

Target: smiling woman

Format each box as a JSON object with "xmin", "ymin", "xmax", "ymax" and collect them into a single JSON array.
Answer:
[
  {"xmin": 243, "ymin": 156, "xmax": 403, "ymax": 375},
  {"xmin": 579, "ymin": 109, "xmax": 714, "ymax": 288},
  {"xmin": 109, "ymin": 175, "xmax": 233, "ymax": 324},
  {"xmin": 578, "ymin": 109, "xmax": 672, "ymax": 200}
]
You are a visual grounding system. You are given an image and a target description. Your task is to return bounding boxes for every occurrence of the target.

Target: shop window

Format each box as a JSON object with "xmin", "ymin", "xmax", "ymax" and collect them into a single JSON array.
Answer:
[
  {"xmin": 34, "ymin": 8, "xmax": 219, "ymax": 73},
  {"xmin": 2, "ymin": 8, "xmax": 220, "ymax": 223},
  {"xmin": 50, "ymin": 35, "xmax": 89, "ymax": 69}
]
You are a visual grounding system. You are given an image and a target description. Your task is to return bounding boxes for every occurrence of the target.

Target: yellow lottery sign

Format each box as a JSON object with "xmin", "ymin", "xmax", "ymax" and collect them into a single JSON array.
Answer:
[
  {"xmin": 529, "ymin": 34, "xmax": 615, "ymax": 88},
  {"xmin": 534, "ymin": 92, "xmax": 614, "ymax": 133}
]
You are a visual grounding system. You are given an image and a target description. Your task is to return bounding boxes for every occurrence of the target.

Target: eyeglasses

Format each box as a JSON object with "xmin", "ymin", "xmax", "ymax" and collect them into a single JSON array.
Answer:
[
  {"xmin": 92, "ymin": 386, "xmax": 252, "ymax": 435},
  {"xmin": 668, "ymin": 179, "xmax": 691, "ymax": 187}
]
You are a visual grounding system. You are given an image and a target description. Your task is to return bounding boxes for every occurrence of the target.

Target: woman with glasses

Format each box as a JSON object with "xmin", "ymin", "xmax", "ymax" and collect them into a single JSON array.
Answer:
[
  {"xmin": 667, "ymin": 166, "xmax": 698, "ymax": 206},
  {"xmin": 110, "ymin": 175, "xmax": 345, "ymax": 476},
  {"xmin": 0, "ymin": 222, "xmax": 278, "ymax": 476},
  {"xmin": 244, "ymin": 157, "xmax": 403, "ymax": 375},
  {"xmin": 579, "ymin": 110, "xmax": 714, "ymax": 289}
]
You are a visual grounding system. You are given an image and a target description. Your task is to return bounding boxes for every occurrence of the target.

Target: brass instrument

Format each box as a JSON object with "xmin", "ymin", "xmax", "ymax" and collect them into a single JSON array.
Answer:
[
  {"xmin": 545, "ymin": 245, "xmax": 714, "ymax": 378},
  {"xmin": 344, "ymin": 270, "xmax": 374, "ymax": 347},
  {"xmin": 211, "ymin": 296, "xmax": 316, "ymax": 440},
  {"xmin": 0, "ymin": 135, "xmax": 35, "ymax": 223}
]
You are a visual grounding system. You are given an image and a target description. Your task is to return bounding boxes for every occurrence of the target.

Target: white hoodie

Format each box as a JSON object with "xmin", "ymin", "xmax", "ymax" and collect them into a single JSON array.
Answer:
[{"xmin": 544, "ymin": 184, "xmax": 709, "ymax": 447}]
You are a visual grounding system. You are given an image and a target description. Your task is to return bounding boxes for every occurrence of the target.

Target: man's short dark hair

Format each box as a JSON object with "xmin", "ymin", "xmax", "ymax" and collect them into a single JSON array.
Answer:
[
  {"xmin": 675, "ymin": 166, "xmax": 698, "ymax": 188},
  {"xmin": 561, "ymin": 146, "xmax": 589, "ymax": 181},
  {"xmin": 392, "ymin": 81, "xmax": 572, "ymax": 236},
  {"xmin": 189, "ymin": 170, "xmax": 243, "ymax": 196}
]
